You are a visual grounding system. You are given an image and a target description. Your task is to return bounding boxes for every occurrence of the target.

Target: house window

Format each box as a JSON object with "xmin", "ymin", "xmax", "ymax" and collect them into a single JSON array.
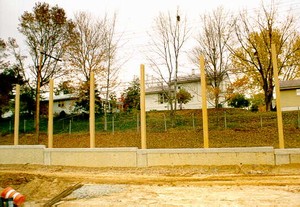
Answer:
[
  {"xmin": 297, "ymin": 89, "xmax": 300, "ymax": 96},
  {"xmin": 58, "ymin": 101, "xmax": 65, "ymax": 108},
  {"xmin": 158, "ymin": 93, "xmax": 168, "ymax": 104}
]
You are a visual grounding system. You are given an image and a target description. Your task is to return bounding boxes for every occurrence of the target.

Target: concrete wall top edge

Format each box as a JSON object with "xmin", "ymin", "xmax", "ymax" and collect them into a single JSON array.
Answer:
[
  {"xmin": 45, "ymin": 147, "xmax": 138, "ymax": 152},
  {"xmin": 138, "ymin": 147, "xmax": 274, "ymax": 154},
  {"xmin": 275, "ymin": 148, "xmax": 300, "ymax": 154},
  {"xmin": 0, "ymin": 145, "xmax": 46, "ymax": 149}
]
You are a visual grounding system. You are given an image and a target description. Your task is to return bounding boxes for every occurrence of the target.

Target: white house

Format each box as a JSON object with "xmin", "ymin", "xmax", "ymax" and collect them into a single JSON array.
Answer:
[
  {"xmin": 39, "ymin": 72, "xmax": 229, "ymax": 114},
  {"xmin": 280, "ymin": 79, "xmax": 300, "ymax": 111},
  {"xmin": 145, "ymin": 73, "xmax": 227, "ymax": 111},
  {"xmin": 41, "ymin": 92, "xmax": 77, "ymax": 115}
]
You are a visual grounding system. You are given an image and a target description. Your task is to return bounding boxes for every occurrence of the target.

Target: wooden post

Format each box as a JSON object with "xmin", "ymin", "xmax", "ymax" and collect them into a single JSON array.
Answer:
[
  {"xmin": 48, "ymin": 79, "xmax": 54, "ymax": 148},
  {"xmin": 140, "ymin": 64, "xmax": 147, "ymax": 149},
  {"xmin": 271, "ymin": 44, "xmax": 284, "ymax": 149},
  {"xmin": 14, "ymin": 84, "xmax": 20, "ymax": 145},
  {"xmin": 199, "ymin": 55, "xmax": 209, "ymax": 148},
  {"xmin": 90, "ymin": 72, "xmax": 95, "ymax": 148}
]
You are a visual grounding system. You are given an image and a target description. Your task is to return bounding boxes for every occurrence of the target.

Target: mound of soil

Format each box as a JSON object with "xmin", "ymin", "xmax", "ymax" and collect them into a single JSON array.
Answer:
[{"xmin": 0, "ymin": 164, "xmax": 299, "ymax": 206}]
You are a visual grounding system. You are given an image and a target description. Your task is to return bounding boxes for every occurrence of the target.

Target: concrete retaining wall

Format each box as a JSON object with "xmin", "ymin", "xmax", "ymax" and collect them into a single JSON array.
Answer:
[
  {"xmin": 0, "ymin": 146, "xmax": 299, "ymax": 167},
  {"xmin": 275, "ymin": 148, "xmax": 300, "ymax": 165},
  {"xmin": 44, "ymin": 147, "xmax": 137, "ymax": 167},
  {"xmin": 137, "ymin": 147, "xmax": 275, "ymax": 167},
  {"xmin": 0, "ymin": 145, "xmax": 44, "ymax": 165}
]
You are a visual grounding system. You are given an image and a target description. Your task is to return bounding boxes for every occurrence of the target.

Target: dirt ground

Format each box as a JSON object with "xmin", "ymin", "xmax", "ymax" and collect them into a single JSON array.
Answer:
[{"xmin": 0, "ymin": 164, "xmax": 300, "ymax": 206}]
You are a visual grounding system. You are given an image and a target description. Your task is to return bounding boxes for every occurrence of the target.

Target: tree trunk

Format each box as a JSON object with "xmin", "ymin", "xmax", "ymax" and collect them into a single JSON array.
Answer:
[
  {"xmin": 214, "ymin": 94, "xmax": 219, "ymax": 108},
  {"xmin": 264, "ymin": 87, "xmax": 274, "ymax": 111}
]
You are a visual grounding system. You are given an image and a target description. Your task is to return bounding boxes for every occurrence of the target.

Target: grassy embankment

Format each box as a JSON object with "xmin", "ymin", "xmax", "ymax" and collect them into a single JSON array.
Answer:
[{"xmin": 0, "ymin": 108, "xmax": 299, "ymax": 148}]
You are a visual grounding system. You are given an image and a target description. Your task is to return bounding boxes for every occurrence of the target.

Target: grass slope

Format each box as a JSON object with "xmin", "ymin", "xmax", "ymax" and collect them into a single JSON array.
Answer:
[{"xmin": 0, "ymin": 108, "xmax": 299, "ymax": 148}]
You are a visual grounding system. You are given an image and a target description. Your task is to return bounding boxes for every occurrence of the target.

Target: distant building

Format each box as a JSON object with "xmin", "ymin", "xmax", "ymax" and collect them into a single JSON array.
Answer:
[
  {"xmin": 41, "ymin": 91, "xmax": 77, "ymax": 116},
  {"xmin": 41, "ymin": 92, "xmax": 123, "ymax": 115},
  {"xmin": 145, "ymin": 73, "xmax": 228, "ymax": 111},
  {"xmin": 280, "ymin": 79, "xmax": 300, "ymax": 111}
]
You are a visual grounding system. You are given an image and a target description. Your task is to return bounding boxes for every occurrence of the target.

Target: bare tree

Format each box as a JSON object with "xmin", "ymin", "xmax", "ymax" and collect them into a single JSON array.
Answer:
[
  {"xmin": 228, "ymin": 1, "xmax": 300, "ymax": 111},
  {"xmin": 67, "ymin": 11, "xmax": 106, "ymax": 82},
  {"xmin": 147, "ymin": 8, "xmax": 190, "ymax": 117},
  {"xmin": 68, "ymin": 11, "xmax": 122, "ymax": 129},
  {"xmin": 101, "ymin": 13, "xmax": 122, "ymax": 130},
  {"xmin": 191, "ymin": 7, "xmax": 234, "ymax": 108},
  {"xmin": 6, "ymin": 38, "xmax": 27, "ymax": 83}
]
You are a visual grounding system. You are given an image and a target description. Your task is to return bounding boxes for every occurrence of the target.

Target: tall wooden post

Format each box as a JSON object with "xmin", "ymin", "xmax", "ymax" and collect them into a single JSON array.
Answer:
[
  {"xmin": 14, "ymin": 84, "xmax": 20, "ymax": 145},
  {"xmin": 90, "ymin": 72, "xmax": 95, "ymax": 148},
  {"xmin": 140, "ymin": 64, "xmax": 147, "ymax": 149},
  {"xmin": 271, "ymin": 44, "xmax": 285, "ymax": 149},
  {"xmin": 48, "ymin": 79, "xmax": 54, "ymax": 148},
  {"xmin": 200, "ymin": 55, "xmax": 209, "ymax": 148}
]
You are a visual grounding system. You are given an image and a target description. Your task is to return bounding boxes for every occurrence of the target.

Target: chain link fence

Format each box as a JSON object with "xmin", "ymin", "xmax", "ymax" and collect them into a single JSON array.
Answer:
[{"xmin": 1, "ymin": 109, "xmax": 300, "ymax": 136}]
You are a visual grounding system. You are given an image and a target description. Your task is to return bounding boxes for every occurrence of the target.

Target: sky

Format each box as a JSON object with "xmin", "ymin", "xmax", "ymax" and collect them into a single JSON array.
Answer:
[{"xmin": 0, "ymin": 0, "xmax": 299, "ymax": 90}]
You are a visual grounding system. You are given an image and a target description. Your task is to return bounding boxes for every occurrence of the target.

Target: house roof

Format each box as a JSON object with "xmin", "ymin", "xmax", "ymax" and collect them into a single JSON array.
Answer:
[
  {"xmin": 145, "ymin": 74, "xmax": 200, "ymax": 94},
  {"xmin": 41, "ymin": 92, "xmax": 77, "ymax": 101},
  {"xmin": 280, "ymin": 79, "xmax": 300, "ymax": 90},
  {"xmin": 146, "ymin": 85, "xmax": 171, "ymax": 94},
  {"xmin": 176, "ymin": 74, "xmax": 200, "ymax": 84}
]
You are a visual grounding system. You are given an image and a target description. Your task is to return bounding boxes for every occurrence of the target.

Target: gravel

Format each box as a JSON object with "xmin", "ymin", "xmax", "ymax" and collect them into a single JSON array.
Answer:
[{"xmin": 66, "ymin": 184, "xmax": 126, "ymax": 199}]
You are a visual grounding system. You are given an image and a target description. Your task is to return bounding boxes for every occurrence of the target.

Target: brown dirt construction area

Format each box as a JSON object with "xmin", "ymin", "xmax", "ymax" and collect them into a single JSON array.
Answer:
[{"xmin": 0, "ymin": 164, "xmax": 299, "ymax": 206}]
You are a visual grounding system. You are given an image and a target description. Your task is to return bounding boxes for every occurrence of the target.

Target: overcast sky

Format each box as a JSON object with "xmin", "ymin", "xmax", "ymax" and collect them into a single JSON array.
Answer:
[{"xmin": 0, "ymin": 0, "xmax": 299, "ymax": 87}]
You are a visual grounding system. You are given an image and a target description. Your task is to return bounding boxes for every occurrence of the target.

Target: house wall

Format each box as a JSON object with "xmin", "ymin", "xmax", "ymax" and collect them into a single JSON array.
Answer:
[
  {"xmin": 177, "ymin": 81, "xmax": 202, "ymax": 109},
  {"xmin": 53, "ymin": 99, "xmax": 76, "ymax": 115},
  {"xmin": 280, "ymin": 89, "xmax": 300, "ymax": 111},
  {"xmin": 145, "ymin": 81, "xmax": 217, "ymax": 111},
  {"xmin": 146, "ymin": 93, "xmax": 170, "ymax": 111}
]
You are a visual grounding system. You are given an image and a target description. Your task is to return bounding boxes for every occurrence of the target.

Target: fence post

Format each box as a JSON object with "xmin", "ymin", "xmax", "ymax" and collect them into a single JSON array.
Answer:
[
  {"xmin": 136, "ymin": 113, "xmax": 139, "ymax": 133},
  {"xmin": 69, "ymin": 120, "xmax": 72, "ymax": 134},
  {"xmin": 104, "ymin": 115, "xmax": 107, "ymax": 131},
  {"xmin": 224, "ymin": 111, "xmax": 227, "ymax": 129},
  {"xmin": 260, "ymin": 115, "xmax": 263, "ymax": 128},
  {"xmin": 24, "ymin": 120, "xmax": 26, "ymax": 133},
  {"xmin": 9, "ymin": 119, "xmax": 12, "ymax": 133},
  {"xmin": 163, "ymin": 113, "xmax": 167, "ymax": 132},
  {"xmin": 192, "ymin": 113, "xmax": 195, "ymax": 130},
  {"xmin": 112, "ymin": 115, "xmax": 115, "ymax": 134}
]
